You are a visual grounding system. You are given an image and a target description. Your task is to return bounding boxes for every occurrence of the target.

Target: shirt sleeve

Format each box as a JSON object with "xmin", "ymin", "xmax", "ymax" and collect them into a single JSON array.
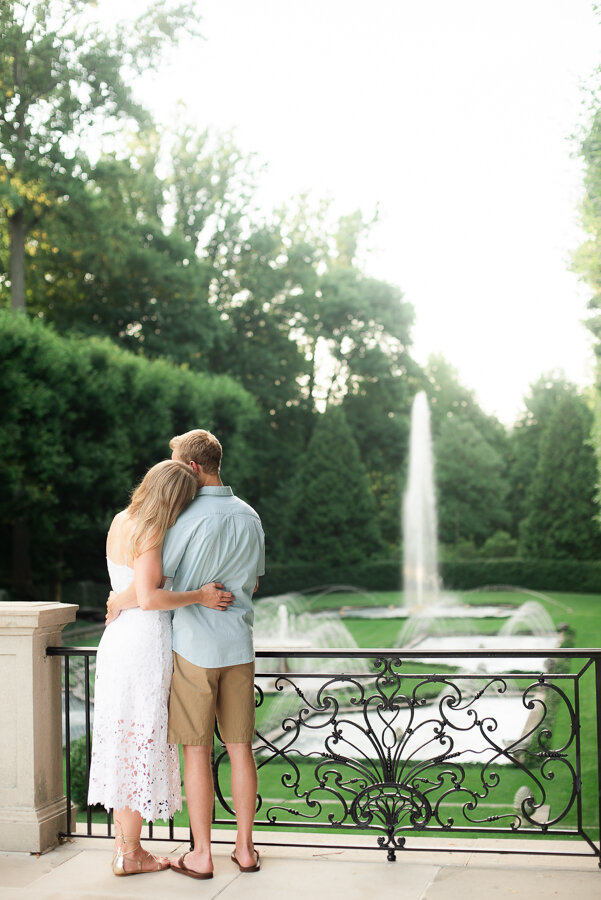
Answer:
[
  {"xmin": 256, "ymin": 524, "xmax": 266, "ymax": 577},
  {"xmin": 161, "ymin": 521, "xmax": 189, "ymax": 579}
]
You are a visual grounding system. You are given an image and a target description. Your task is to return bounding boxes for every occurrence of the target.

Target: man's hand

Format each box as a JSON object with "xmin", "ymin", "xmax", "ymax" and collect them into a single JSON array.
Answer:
[
  {"xmin": 199, "ymin": 582, "xmax": 234, "ymax": 611},
  {"xmin": 105, "ymin": 591, "xmax": 121, "ymax": 625}
]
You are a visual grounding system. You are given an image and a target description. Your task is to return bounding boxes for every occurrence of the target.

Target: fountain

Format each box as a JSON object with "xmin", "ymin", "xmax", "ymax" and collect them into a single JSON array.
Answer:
[
  {"xmin": 256, "ymin": 391, "xmax": 562, "ymax": 659},
  {"xmin": 254, "ymin": 390, "xmax": 562, "ymax": 756},
  {"xmin": 253, "ymin": 594, "xmax": 369, "ymax": 678},
  {"xmin": 395, "ymin": 392, "xmax": 561, "ymax": 669},
  {"xmin": 499, "ymin": 600, "xmax": 556, "ymax": 637},
  {"xmin": 403, "ymin": 391, "xmax": 440, "ymax": 611}
]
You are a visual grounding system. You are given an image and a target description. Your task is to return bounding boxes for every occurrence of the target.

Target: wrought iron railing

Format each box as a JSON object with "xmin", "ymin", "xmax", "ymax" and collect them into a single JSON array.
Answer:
[{"xmin": 46, "ymin": 646, "xmax": 601, "ymax": 865}]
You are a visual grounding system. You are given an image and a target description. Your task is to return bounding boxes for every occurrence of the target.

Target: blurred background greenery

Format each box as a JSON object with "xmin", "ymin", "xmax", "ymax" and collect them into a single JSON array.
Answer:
[{"xmin": 3, "ymin": 2, "xmax": 601, "ymax": 603}]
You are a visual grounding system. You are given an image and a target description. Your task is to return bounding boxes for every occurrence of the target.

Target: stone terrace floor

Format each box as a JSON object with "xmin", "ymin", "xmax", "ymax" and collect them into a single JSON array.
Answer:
[{"xmin": 1, "ymin": 832, "xmax": 600, "ymax": 899}]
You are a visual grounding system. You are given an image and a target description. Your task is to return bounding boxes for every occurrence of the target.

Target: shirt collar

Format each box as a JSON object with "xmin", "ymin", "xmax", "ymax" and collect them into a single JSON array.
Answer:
[{"xmin": 196, "ymin": 485, "xmax": 233, "ymax": 496}]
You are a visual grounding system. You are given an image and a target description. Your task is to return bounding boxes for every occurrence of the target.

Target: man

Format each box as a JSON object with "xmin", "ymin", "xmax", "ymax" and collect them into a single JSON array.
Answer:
[{"xmin": 162, "ymin": 429, "xmax": 264, "ymax": 879}]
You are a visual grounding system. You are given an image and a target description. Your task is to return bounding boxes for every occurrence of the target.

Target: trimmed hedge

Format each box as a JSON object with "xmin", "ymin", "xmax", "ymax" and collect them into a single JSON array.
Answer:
[
  {"xmin": 0, "ymin": 311, "xmax": 259, "ymax": 587},
  {"xmin": 441, "ymin": 559, "xmax": 601, "ymax": 593},
  {"xmin": 258, "ymin": 558, "xmax": 601, "ymax": 597},
  {"xmin": 258, "ymin": 560, "xmax": 400, "ymax": 598}
]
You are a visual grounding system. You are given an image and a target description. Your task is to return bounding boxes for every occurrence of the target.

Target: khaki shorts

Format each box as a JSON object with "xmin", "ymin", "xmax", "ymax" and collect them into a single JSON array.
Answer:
[{"xmin": 168, "ymin": 652, "xmax": 255, "ymax": 745}]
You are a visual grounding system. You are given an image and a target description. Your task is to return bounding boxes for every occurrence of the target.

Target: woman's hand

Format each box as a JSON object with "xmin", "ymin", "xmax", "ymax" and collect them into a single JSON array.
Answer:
[
  {"xmin": 105, "ymin": 591, "xmax": 121, "ymax": 625},
  {"xmin": 197, "ymin": 582, "xmax": 234, "ymax": 611}
]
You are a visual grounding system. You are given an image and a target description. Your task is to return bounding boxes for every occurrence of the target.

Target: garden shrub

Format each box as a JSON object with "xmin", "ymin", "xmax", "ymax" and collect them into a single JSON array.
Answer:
[{"xmin": 69, "ymin": 735, "xmax": 91, "ymax": 810}]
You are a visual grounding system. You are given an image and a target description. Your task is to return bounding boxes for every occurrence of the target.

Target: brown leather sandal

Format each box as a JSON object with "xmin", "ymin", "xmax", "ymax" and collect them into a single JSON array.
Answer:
[
  {"xmin": 170, "ymin": 852, "xmax": 214, "ymax": 880},
  {"xmin": 231, "ymin": 849, "xmax": 261, "ymax": 872}
]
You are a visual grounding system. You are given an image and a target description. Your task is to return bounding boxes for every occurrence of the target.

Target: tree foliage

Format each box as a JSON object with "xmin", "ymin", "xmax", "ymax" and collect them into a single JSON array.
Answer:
[
  {"xmin": 286, "ymin": 406, "xmax": 382, "ymax": 567},
  {"xmin": 28, "ymin": 150, "xmax": 225, "ymax": 365},
  {"xmin": 519, "ymin": 393, "xmax": 601, "ymax": 560},
  {"xmin": 506, "ymin": 374, "xmax": 576, "ymax": 535},
  {"xmin": 425, "ymin": 354, "xmax": 507, "ymax": 450},
  {"xmin": 435, "ymin": 416, "xmax": 510, "ymax": 547},
  {"xmin": 0, "ymin": 0, "xmax": 196, "ymax": 310},
  {"xmin": 5, "ymin": 1, "xmax": 596, "ymax": 594},
  {"xmin": 574, "ymin": 82, "xmax": 601, "ymax": 519},
  {"xmin": 423, "ymin": 355, "xmax": 511, "ymax": 548},
  {"xmin": 0, "ymin": 310, "xmax": 258, "ymax": 594}
]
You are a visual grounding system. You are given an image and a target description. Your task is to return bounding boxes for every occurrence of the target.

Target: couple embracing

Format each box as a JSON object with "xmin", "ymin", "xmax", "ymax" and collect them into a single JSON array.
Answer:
[{"xmin": 88, "ymin": 429, "xmax": 265, "ymax": 879}]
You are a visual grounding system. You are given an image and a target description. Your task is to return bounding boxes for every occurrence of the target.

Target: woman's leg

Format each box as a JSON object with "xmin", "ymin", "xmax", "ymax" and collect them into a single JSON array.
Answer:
[{"xmin": 112, "ymin": 807, "xmax": 170, "ymax": 874}]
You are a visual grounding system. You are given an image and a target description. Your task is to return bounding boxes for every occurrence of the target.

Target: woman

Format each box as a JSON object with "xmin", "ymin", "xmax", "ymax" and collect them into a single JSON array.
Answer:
[{"xmin": 88, "ymin": 460, "xmax": 231, "ymax": 876}]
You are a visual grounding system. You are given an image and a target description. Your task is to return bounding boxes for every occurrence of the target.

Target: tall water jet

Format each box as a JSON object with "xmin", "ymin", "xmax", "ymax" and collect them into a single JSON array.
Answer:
[{"xmin": 403, "ymin": 391, "xmax": 440, "ymax": 610}]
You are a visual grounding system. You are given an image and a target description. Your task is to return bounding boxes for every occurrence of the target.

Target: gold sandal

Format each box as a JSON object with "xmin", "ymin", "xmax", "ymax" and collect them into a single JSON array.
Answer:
[{"xmin": 111, "ymin": 827, "xmax": 170, "ymax": 876}]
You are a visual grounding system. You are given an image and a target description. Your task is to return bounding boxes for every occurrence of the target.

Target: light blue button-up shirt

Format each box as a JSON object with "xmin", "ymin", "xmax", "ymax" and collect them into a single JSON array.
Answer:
[{"xmin": 162, "ymin": 486, "xmax": 265, "ymax": 668}]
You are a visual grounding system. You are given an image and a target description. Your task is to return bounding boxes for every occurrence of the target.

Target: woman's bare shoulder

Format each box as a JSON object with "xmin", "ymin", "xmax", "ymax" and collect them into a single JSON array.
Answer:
[
  {"xmin": 106, "ymin": 509, "xmax": 133, "ymax": 562},
  {"xmin": 108, "ymin": 509, "xmax": 129, "ymax": 533}
]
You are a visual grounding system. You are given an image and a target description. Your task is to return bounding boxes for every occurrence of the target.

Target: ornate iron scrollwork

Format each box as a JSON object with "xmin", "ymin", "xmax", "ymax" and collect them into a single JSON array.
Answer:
[{"xmin": 212, "ymin": 655, "xmax": 580, "ymax": 857}]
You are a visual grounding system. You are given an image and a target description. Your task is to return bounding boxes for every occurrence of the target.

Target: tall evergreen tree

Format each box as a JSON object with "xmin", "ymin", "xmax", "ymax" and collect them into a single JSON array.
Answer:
[
  {"xmin": 435, "ymin": 416, "xmax": 510, "ymax": 547},
  {"xmin": 287, "ymin": 406, "xmax": 382, "ymax": 567},
  {"xmin": 519, "ymin": 394, "xmax": 601, "ymax": 559},
  {"xmin": 507, "ymin": 375, "xmax": 574, "ymax": 535}
]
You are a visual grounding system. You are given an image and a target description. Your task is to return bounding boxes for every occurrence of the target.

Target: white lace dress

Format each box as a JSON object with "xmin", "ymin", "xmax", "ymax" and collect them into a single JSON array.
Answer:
[{"xmin": 87, "ymin": 559, "xmax": 182, "ymax": 821}]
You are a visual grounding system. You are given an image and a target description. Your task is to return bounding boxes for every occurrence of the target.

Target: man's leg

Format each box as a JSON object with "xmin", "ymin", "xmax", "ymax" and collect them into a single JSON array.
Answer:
[
  {"xmin": 168, "ymin": 654, "xmax": 218, "ymax": 876},
  {"xmin": 225, "ymin": 741, "xmax": 258, "ymax": 867},
  {"xmin": 181, "ymin": 744, "xmax": 214, "ymax": 875},
  {"xmin": 217, "ymin": 662, "xmax": 258, "ymax": 868}
]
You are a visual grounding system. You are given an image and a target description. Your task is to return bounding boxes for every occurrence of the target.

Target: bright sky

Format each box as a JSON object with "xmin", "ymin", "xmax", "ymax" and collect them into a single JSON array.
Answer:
[{"xmin": 97, "ymin": 0, "xmax": 601, "ymax": 424}]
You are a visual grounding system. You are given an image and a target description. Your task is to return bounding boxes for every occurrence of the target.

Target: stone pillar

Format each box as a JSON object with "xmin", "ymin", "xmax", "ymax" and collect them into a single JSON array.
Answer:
[{"xmin": 0, "ymin": 601, "xmax": 78, "ymax": 852}]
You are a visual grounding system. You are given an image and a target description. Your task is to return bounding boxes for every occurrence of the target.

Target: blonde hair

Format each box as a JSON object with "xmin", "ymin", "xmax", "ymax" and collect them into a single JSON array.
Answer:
[
  {"xmin": 127, "ymin": 460, "xmax": 197, "ymax": 558},
  {"xmin": 169, "ymin": 429, "xmax": 222, "ymax": 474}
]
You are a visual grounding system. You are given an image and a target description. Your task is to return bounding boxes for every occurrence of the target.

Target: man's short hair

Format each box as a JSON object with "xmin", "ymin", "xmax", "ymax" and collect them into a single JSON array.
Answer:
[{"xmin": 170, "ymin": 429, "xmax": 222, "ymax": 474}]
